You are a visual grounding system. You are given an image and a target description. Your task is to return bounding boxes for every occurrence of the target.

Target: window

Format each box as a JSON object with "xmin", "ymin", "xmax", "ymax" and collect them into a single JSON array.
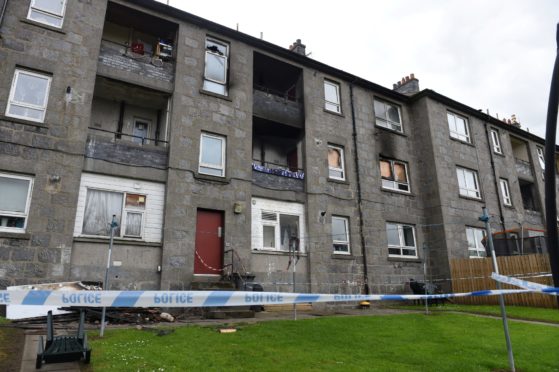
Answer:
[
  {"xmin": 536, "ymin": 146, "xmax": 545, "ymax": 170},
  {"xmin": 252, "ymin": 198, "xmax": 306, "ymax": 252},
  {"xmin": 456, "ymin": 167, "xmax": 481, "ymax": 199},
  {"xmin": 500, "ymin": 178, "xmax": 512, "ymax": 206},
  {"xmin": 27, "ymin": 0, "xmax": 67, "ymax": 28},
  {"xmin": 82, "ymin": 190, "xmax": 146, "ymax": 238},
  {"xmin": 447, "ymin": 112, "xmax": 470, "ymax": 142},
  {"xmin": 199, "ymin": 133, "xmax": 226, "ymax": 177},
  {"xmin": 386, "ymin": 223, "xmax": 417, "ymax": 257},
  {"xmin": 490, "ymin": 129, "xmax": 502, "ymax": 154},
  {"xmin": 466, "ymin": 226, "xmax": 486, "ymax": 258},
  {"xmin": 324, "ymin": 80, "xmax": 341, "ymax": 113},
  {"xmin": 380, "ymin": 158, "xmax": 410, "ymax": 192},
  {"xmin": 6, "ymin": 69, "xmax": 52, "ymax": 123},
  {"xmin": 74, "ymin": 173, "xmax": 165, "ymax": 242},
  {"xmin": 332, "ymin": 216, "xmax": 350, "ymax": 254},
  {"xmin": 0, "ymin": 173, "xmax": 33, "ymax": 233},
  {"xmin": 203, "ymin": 38, "xmax": 229, "ymax": 96},
  {"xmin": 328, "ymin": 145, "xmax": 345, "ymax": 180},
  {"xmin": 374, "ymin": 99, "xmax": 402, "ymax": 132}
]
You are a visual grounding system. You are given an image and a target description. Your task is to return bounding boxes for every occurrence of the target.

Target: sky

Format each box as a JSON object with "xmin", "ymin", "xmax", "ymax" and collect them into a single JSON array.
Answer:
[{"xmin": 160, "ymin": 0, "xmax": 558, "ymax": 140}]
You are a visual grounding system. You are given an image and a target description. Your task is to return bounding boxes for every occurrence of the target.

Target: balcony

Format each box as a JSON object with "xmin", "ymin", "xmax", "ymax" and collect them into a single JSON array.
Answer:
[
  {"xmin": 515, "ymin": 158, "xmax": 533, "ymax": 179},
  {"xmin": 253, "ymin": 86, "xmax": 304, "ymax": 128},
  {"xmin": 252, "ymin": 161, "xmax": 304, "ymax": 192}
]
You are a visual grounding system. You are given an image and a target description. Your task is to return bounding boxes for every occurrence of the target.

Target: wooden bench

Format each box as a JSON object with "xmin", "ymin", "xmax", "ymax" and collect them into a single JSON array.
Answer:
[{"xmin": 36, "ymin": 310, "xmax": 91, "ymax": 369}]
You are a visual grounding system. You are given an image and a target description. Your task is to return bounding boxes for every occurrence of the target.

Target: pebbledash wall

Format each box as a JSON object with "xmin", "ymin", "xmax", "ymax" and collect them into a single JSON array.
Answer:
[{"xmin": 0, "ymin": 0, "xmax": 554, "ymax": 308}]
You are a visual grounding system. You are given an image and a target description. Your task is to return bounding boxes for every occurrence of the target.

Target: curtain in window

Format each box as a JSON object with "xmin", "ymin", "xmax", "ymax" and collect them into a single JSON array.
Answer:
[
  {"xmin": 82, "ymin": 189, "xmax": 122, "ymax": 236},
  {"xmin": 0, "ymin": 177, "xmax": 29, "ymax": 213},
  {"xmin": 380, "ymin": 160, "xmax": 392, "ymax": 179},
  {"xmin": 125, "ymin": 212, "xmax": 142, "ymax": 236},
  {"xmin": 328, "ymin": 148, "xmax": 341, "ymax": 168}
]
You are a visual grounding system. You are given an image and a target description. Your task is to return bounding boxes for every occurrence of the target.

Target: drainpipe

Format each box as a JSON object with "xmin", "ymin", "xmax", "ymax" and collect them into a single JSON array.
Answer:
[
  {"xmin": 349, "ymin": 83, "xmax": 370, "ymax": 294},
  {"xmin": 0, "ymin": 0, "xmax": 8, "ymax": 30},
  {"xmin": 483, "ymin": 121, "xmax": 506, "ymax": 232}
]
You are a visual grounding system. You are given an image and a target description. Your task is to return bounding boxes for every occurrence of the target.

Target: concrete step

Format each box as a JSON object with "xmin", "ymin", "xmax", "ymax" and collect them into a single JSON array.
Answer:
[{"xmin": 190, "ymin": 281, "xmax": 236, "ymax": 291}]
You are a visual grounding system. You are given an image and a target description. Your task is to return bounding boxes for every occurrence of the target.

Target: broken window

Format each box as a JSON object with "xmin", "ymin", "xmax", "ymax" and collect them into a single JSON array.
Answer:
[
  {"xmin": 0, "ymin": 173, "xmax": 33, "ymax": 233},
  {"xmin": 374, "ymin": 99, "xmax": 402, "ymax": 132},
  {"xmin": 447, "ymin": 111, "xmax": 471, "ymax": 143},
  {"xmin": 328, "ymin": 145, "xmax": 345, "ymax": 180},
  {"xmin": 6, "ymin": 69, "xmax": 51, "ymax": 123},
  {"xmin": 332, "ymin": 216, "xmax": 350, "ymax": 254},
  {"xmin": 466, "ymin": 226, "xmax": 486, "ymax": 258},
  {"xmin": 456, "ymin": 167, "xmax": 481, "ymax": 199},
  {"xmin": 500, "ymin": 178, "xmax": 512, "ymax": 206},
  {"xmin": 490, "ymin": 129, "xmax": 502, "ymax": 154},
  {"xmin": 386, "ymin": 223, "xmax": 417, "ymax": 257},
  {"xmin": 203, "ymin": 38, "xmax": 229, "ymax": 96},
  {"xmin": 380, "ymin": 158, "xmax": 410, "ymax": 192},
  {"xmin": 324, "ymin": 80, "xmax": 341, "ymax": 113},
  {"xmin": 199, "ymin": 133, "xmax": 226, "ymax": 177},
  {"xmin": 519, "ymin": 180, "xmax": 539, "ymax": 211},
  {"xmin": 260, "ymin": 211, "xmax": 299, "ymax": 251},
  {"xmin": 28, "ymin": 0, "xmax": 67, "ymax": 28}
]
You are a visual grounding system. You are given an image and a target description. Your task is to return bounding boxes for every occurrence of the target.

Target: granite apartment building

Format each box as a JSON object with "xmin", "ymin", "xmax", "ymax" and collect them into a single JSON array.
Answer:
[{"xmin": 0, "ymin": 0, "xmax": 554, "ymax": 300}]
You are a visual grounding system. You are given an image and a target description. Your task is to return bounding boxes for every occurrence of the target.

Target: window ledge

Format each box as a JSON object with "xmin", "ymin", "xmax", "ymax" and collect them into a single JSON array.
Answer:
[
  {"xmin": 493, "ymin": 152, "xmax": 505, "ymax": 158},
  {"xmin": 323, "ymin": 108, "xmax": 344, "ymax": 117},
  {"xmin": 381, "ymin": 187, "xmax": 414, "ymax": 197},
  {"xmin": 251, "ymin": 249, "xmax": 307, "ymax": 257},
  {"xmin": 0, "ymin": 232, "xmax": 31, "ymax": 240},
  {"xmin": 458, "ymin": 194, "xmax": 484, "ymax": 203},
  {"xmin": 194, "ymin": 173, "xmax": 230, "ymax": 184},
  {"xmin": 0, "ymin": 114, "xmax": 49, "ymax": 129},
  {"xmin": 387, "ymin": 256, "xmax": 421, "ymax": 263},
  {"xmin": 199, "ymin": 89, "xmax": 232, "ymax": 102},
  {"xmin": 331, "ymin": 253, "xmax": 355, "ymax": 260},
  {"xmin": 327, "ymin": 178, "xmax": 350, "ymax": 185},
  {"xmin": 20, "ymin": 19, "xmax": 66, "ymax": 34},
  {"xmin": 449, "ymin": 136, "xmax": 475, "ymax": 147},
  {"xmin": 374, "ymin": 126, "xmax": 407, "ymax": 137},
  {"xmin": 73, "ymin": 237, "xmax": 162, "ymax": 247}
]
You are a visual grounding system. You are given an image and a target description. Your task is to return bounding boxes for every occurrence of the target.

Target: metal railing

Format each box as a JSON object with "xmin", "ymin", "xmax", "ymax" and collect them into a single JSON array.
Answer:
[
  {"xmin": 88, "ymin": 127, "xmax": 169, "ymax": 147},
  {"xmin": 253, "ymin": 84, "xmax": 300, "ymax": 103},
  {"xmin": 252, "ymin": 159, "xmax": 303, "ymax": 173},
  {"xmin": 223, "ymin": 248, "xmax": 252, "ymax": 289}
]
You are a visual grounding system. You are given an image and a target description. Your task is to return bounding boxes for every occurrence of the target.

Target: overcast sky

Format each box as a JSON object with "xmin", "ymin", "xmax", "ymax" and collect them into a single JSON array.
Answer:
[{"xmin": 160, "ymin": 0, "xmax": 558, "ymax": 140}]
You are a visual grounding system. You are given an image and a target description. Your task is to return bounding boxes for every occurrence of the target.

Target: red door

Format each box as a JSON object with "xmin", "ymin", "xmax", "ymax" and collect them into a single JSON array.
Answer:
[{"xmin": 194, "ymin": 210, "xmax": 224, "ymax": 275}]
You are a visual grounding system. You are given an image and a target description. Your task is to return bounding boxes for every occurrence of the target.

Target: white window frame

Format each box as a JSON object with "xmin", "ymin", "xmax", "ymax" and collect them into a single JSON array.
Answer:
[
  {"xmin": 332, "ymin": 216, "xmax": 350, "ymax": 255},
  {"xmin": 374, "ymin": 99, "xmax": 403, "ymax": 132},
  {"xmin": 500, "ymin": 178, "xmax": 512, "ymax": 206},
  {"xmin": 324, "ymin": 80, "xmax": 341, "ymax": 114},
  {"xmin": 536, "ymin": 146, "xmax": 545, "ymax": 170},
  {"xmin": 203, "ymin": 37, "xmax": 229, "ymax": 96},
  {"xmin": 386, "ymin": 223, "xmax": 417, "ymax": 258},
  {"xmin": 6, "ymin": 69, "xmax": 52, "ymax": 123},
  {"xmin": 199, "ymin": 133, "xmax": 226, "ymax": 177},
  {"xmin": 327, "ymin": 144, "xmax": 345, "ymax": 181},
  {"xmin": 380, "ymin": 158, "xmax": 410, "ymax": 193},
  {"xmin": 81, "ymin": 188, "xmax": 147, "ymax": 239},
  {"xmin": 259, "ymin": 210, "xmax": 301, "ymax": 252},
  {"xmin": 447, "ymin": 112, "xmax": 471, "ymax": 143},
  {"xmin": 456, "ymin": 167, "xmax": 481, "ymax": 199},
  {"xmin": 27, "ymin": 0, "xmax": 67, "ymax": 28},
  {"xmin": 0, "ymin": 173, "xmax": 34, "ymax": 233},
  {"xmin": 490, "ymin": 129, "xmax": 502, "ymax": 154},
  {"xmin": 466, "ymin": 226, "xmax": 486, "ymax": 258}
]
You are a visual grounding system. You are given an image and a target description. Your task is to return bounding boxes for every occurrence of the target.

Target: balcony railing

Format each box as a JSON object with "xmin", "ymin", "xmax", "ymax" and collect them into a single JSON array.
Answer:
[
  {"xmin": 515, "ymin": 158, "xmax": 533, "ymax": 178},
  {"xmin": 253, "ymin": 87, "xmax": 304, "ymax": 128},
  {"xmin": 252, "ymin": 161, "xmax": 305, "ymax": 192}
]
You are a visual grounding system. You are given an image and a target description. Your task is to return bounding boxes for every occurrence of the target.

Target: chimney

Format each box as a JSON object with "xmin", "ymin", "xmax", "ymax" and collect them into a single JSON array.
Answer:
[
  {"xmin": 289, "ymin": 39, "xmax": 306, "ymax": 56},
  {"xmin": 393, "ymin": 73, "xmax": 419, "ymax": 95},
  {"xmin": 510, "ymin": 114, "xmax": 521, "ymax": 128}
]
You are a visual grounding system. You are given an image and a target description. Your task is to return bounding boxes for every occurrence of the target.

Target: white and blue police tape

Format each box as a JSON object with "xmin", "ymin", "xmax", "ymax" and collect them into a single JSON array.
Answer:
[
  {"xmin": 2, "ymin": 286, "xmax": 558, "ymax": 308},
  {"xmin": 491, "ymin": 273, "xmax": 559, "ymax": 295}
]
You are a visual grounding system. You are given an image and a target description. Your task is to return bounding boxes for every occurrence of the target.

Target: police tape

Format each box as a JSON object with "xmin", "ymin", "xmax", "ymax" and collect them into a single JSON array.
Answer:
[
  {"xmin": 491, "ymin": 273, "xmax": 558, "ymax": 294},
  {"xmin": 1, "ymin": 285, "xmax": 558, "ymax": 308}
]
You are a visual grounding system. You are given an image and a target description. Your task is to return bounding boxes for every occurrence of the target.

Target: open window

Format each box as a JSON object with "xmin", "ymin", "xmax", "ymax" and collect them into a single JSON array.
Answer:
[
  {"xmin": 0, "ymin": 173, "xmax": 33, "ymax": 233},
  {"xmin": 519, "ymin": 180, "xmax": 540, "ymax": 212},
  {"xmin": 203, "ymin": 38, "xmax": 229, "ymax": 96},
  {"xmin": 490, "ymin": 129, "xmax": 502, "ymax": 154},
  {"xmin": 456, "ymin": 167, "xmax": 481, "ymax": 199}
]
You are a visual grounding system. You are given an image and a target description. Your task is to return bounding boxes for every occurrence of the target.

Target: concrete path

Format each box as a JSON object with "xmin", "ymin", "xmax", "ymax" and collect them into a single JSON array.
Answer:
[{"xmin": 20, "ymin": 333, "xmax": 81, "ymax": 372}]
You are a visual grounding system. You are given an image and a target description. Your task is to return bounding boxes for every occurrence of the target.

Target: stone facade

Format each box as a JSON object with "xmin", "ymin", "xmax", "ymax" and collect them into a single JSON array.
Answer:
[{"xmin": 0, "ymin": 0, "xmax": 553, "ymax": 307}]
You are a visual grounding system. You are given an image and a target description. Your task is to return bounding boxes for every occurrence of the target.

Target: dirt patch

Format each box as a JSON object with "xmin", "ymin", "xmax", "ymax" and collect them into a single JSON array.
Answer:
[{"xmin": 0, "ymin": 325, "xmax": 25, "ymax": 372}]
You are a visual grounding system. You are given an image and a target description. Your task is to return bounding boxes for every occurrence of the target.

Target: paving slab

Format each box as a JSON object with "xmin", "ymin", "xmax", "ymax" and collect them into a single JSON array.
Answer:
[{"xmin": 20, "ymin": 334, "xmax": 81, "ymax": 372}]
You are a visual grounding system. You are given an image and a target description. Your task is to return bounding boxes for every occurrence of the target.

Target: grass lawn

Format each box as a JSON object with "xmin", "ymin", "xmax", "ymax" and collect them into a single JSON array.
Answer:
[
  {"xmin": 86, "ymin": 313, "xmax": 559, "ymax": 372},
  {"xmin": 0, "ymin": 316, "xmax": 8, "ymax": 324},
  {"xmin": 393, "ymin": 303, "xmax": 559, "ymax": 323}
]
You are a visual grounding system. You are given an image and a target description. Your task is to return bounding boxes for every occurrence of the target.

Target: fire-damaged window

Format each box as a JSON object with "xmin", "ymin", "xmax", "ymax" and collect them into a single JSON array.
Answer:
[
  {"xmin": 374, "ymin": 99, "xmax": 402, "ymax": 132},
  {"xmin": 74, "ymin": 173, "xmax": 164, "ymax": 242},
  {"xmin": 324, "ymin": 80, "xmax": 341, "ymax": 113},
  {"xmin": 466, "ymin": 226, "xmax": 486, "ymax": 258},
  {"xmin": 386, "ymin": 223, "xmax": 417, "ymax": 258},
  {"xmin": 380, "ymin": 158, "xmax": 410, "ymax": 192},
  {"xmin": 6, "ymin": 69, "xmax": 51, "ymax": 123},
  {"xmin": 27, "ymin": 0, "xmax": 67, "ymax": 28},
  {"xmin": 447, "ymin": 111, "xmax": 471, "ymax": 143},
  {"xmin": 519, "ymin": 180, "xmax": 539, "ymax": 212},
  {"xmin": 203, "ymin": 37, "xmax": 229, "ymax": 96},
  {"xmin": 332, "ymin": 216, "xmax": 350, "ymax": 254},
  {"xmin": 328, "ymin": 145, "xmax": 345, "ymax": 181},
  {"xmin": 0, "ymin": 173, "xmax": 34, "ymax": 233},
  {"xmin": 251, "ymin": 198, "xmax": 306, "ymax": 252}
]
